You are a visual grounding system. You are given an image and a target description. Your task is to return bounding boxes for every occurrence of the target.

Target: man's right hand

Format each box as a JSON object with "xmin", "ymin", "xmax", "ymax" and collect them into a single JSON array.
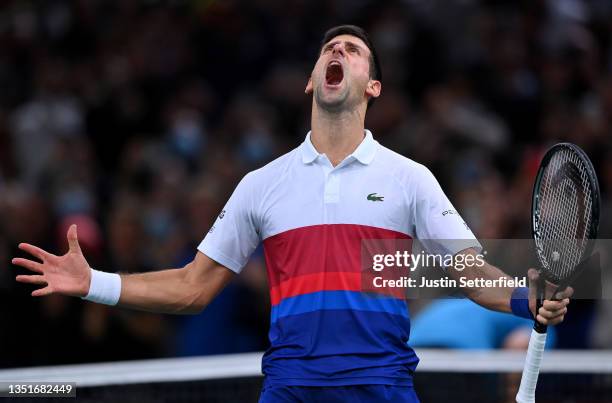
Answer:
[{"xmin": 12, "ymin": 224, "xmax": 91, "ymax": 298}]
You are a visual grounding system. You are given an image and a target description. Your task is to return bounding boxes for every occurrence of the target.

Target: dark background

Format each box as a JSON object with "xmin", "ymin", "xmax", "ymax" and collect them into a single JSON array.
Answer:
[{"xmin": 1, "ymin": 0, "xmax": 612, "ymax": 369}]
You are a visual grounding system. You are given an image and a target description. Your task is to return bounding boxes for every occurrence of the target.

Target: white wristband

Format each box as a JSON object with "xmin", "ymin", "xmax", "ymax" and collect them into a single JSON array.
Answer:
[{"xmin": 81, "ymin": 269, "xmax": 122, "ymax": 306}]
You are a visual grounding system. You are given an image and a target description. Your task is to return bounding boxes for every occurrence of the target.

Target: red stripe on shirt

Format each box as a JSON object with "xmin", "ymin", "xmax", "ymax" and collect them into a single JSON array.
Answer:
[
  {"xmin": 270, "ymin": 271, "xmax": 407, "ymax": 306},
  {"xmin": 270, "ymin": 271, "xmax": 360, "ymax": 305},
  {"xmin": 263, "ymin": 224, "xmax": 412, "ymax": 300}
]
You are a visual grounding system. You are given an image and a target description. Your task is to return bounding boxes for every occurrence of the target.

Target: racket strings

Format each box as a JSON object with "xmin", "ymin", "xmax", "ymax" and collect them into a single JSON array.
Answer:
[
  {"xmin": 536, "ymin": 147, "xmax": 594, "ymax": 282},
  {"xmin": 545, "ymin": 150, "xmax": 589, "ymax": 276}
]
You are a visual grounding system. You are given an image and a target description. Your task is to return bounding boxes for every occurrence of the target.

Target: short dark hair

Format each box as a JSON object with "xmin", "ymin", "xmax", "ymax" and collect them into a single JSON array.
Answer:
[
  {"xmin": 321, "ymin": 25, "xmax": 382, "ymax": 83},
  {"xmin": 320, "ymin": 25, "xmax": 382, "ymax": 107}
]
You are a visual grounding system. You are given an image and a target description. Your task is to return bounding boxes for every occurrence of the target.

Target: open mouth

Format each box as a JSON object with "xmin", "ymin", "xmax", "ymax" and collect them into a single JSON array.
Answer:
[{"xmin": 325, "ymin": 61, "xmax": 344, "ymax": 86}]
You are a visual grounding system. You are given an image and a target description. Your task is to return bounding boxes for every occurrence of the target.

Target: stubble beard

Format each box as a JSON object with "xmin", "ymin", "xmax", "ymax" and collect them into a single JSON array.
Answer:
[{"xmin": 314, "ymin": 82, "xmax": 353, "ymax": 114}]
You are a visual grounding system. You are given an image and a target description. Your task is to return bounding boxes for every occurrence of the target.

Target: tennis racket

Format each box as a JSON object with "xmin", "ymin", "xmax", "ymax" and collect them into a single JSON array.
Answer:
[{"xmin": 516, "ymin": 143, "xmax": 600, "ymax": 403}]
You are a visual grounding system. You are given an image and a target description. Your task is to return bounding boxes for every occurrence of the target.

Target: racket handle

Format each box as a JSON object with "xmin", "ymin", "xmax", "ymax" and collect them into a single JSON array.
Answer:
[{"xmin": 516, "ymin": 329, "xmax": 547, "ymax": 403}]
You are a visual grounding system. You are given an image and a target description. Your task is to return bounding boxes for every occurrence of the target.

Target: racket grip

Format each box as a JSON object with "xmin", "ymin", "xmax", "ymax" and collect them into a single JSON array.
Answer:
[{"xmin": 516, "ymin": 329, "xmax": 547, "ymax": 403}]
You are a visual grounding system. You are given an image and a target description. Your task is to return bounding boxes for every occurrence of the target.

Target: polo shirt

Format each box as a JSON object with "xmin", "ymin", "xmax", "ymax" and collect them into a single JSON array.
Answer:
[{"xmin": 199, "ymin": 130, "xmax": 480, "ymax": 386}]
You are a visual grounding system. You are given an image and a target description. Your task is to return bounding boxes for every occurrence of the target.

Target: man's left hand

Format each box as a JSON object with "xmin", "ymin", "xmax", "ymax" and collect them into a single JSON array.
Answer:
[{"xmin": 528, "ymin": 268, "xmax": 573, "ymax": 326}]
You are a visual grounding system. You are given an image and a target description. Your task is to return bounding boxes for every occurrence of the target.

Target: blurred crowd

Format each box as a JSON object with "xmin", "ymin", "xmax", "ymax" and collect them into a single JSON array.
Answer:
[{"xmin": 1, "ymin": 0, "xmax": 612, "ymax": 368}]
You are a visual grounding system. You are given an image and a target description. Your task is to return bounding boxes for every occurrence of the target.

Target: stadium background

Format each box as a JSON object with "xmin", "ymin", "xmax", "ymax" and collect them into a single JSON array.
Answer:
[{"xmin": 0, "ymin": 0, "xmax": 611, "ymax": 400}]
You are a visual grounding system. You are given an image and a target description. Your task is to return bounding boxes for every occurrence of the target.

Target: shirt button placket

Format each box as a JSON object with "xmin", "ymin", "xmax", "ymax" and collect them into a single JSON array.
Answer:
[{"xmin": 324, "ymin": 170, "xmax": 340, "ymax": 204}]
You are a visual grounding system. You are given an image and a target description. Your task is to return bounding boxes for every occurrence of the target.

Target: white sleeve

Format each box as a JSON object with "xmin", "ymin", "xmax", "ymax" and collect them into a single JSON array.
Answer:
[
  {"xmin": 197, "ymin": 173, "xmax": 261, "ymax": 274},
  {"xmin": 413, "ymin": 166, "xmax": 481, "ymax": 256}
]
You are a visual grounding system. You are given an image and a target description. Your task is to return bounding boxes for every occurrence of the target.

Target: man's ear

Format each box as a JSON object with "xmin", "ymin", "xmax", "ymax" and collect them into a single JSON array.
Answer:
[
  {"xmin": 305, "ymin": 76, "xmax": 313, "ymax": 95},
  {"xmin": 366, "ymin": 79, "xmax": 381, "ymax": 99}
]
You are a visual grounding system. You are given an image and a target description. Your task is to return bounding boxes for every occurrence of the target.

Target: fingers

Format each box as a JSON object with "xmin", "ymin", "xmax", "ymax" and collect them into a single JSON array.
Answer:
[
  {"xmin": 538, "ymin": 301, "xmax": 569, "ymax": 318},
  {"xmin": 31, "ymin": 287, "xmax": 53, "ymax": 297},
  {"xmin": 541, "ymin": 298, "xmax": 570, "ymax": 311},
  {"xmin": 18, "ymin": 243, "xmax": 54, "ymax": 262},
  {"xmin": 536, "ymin": 298, "xmax": 570, "ymax": 325},
  {"xmin": 67, "ymin": 224, "xmax": 82, "ymax": 254},
  {"xmin": 15, "ymin": 275, "xmax": 47, "ymax": 285},
  {"xmin": 554, "ymin": 287, "xmax": 573, "ymax": 300},
  {"xmin": 11, "ymin": 257, "xmax": 44, "ymax": 273},
  {"xmin": 15, "ymin": 274, "xmax": 53, "ymax": 297},
  {"xmin": 527, "ymin": 268, "xmax": 539, "ymax": 280},
  {"xmin": 527, "ymin": 268, "xmax": 538, "ymax": 299},
  {"xmin": 537, "ymin": 312, "xmax": 566, "ymax": 326}
]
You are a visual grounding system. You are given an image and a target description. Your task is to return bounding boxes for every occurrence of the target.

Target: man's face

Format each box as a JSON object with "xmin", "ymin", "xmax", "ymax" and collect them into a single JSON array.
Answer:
[{"xmin": 306, "ymin": 34, "xmax": 380, "ymax": 112}]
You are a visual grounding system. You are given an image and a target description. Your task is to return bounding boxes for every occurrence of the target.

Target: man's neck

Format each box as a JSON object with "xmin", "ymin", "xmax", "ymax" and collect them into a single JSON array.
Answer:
[{"xmin": 310, "ymin": 105, "xmax": 366, "ymax": 166}]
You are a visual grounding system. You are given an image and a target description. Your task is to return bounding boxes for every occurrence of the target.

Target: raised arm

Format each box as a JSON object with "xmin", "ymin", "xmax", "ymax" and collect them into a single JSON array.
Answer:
[{"xmin": 12, "ymin": 225, "xmax": 235, "ymax": 314}]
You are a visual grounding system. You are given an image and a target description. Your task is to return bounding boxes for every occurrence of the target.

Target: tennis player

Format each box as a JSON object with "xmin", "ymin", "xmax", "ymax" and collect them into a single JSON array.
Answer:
[{"xmin": 12, "ymin": 25, "xmax": 571, "ymax": 402}]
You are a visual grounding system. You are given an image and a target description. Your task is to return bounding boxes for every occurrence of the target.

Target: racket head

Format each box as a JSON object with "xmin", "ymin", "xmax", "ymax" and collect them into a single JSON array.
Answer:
[{"xmin": 531, "ymin": 143, "xmax": 600, "ymax": 285}]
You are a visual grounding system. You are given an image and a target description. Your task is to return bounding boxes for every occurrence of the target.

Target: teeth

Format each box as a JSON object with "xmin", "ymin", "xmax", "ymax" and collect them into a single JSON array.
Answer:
[{"xmin": 326, "ymin": 61, "xmax": 343, "ymax": 85}]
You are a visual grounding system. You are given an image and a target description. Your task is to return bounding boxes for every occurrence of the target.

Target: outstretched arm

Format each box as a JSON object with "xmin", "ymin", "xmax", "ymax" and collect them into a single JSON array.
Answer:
[
  {"xmin": 12, "ymin": 225, "xmax": 235, "ymax": 314},
  {"xmin": 449, "ymin": 248, "xmax": 572, "ymax": 326}
]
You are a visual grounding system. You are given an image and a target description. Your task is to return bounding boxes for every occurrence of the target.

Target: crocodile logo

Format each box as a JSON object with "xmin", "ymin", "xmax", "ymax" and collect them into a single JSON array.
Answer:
[{"xmin": 367, "ymin": 193, "xmax": 384, "ymax": 202}]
